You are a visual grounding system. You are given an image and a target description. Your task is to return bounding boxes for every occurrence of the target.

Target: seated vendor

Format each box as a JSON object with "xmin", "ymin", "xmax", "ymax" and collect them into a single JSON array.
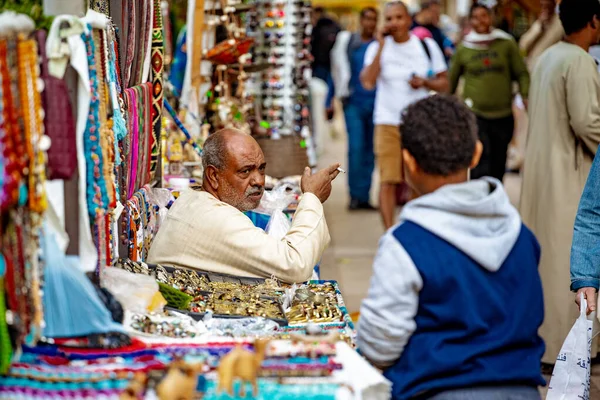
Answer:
[
  {"xmin": 357, "ymin": 96, "xmax": 545, "ymax": 399},
  {"xmin": 148, "ymin": 128, "xmax": 340, "ymax": 283}
]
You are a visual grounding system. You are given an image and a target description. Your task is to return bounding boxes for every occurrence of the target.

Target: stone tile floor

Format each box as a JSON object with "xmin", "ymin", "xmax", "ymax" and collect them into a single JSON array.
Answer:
[{"xmin": 315, "ymin": 119, "xmax": 600, "ymax": 397}]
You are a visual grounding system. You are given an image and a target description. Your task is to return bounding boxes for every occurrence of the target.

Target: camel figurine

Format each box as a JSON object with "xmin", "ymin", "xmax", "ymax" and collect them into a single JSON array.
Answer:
[
  {"xmin": 120, "ymin": 372, "xmax": 147, "ymax": 400},
  {"xmin": 156, "ymin": 359, "xmax": 204, "ymax": 400},
  {"xmin": 217, "ymin": 339, "xmax": 269, "ymax": 397}
]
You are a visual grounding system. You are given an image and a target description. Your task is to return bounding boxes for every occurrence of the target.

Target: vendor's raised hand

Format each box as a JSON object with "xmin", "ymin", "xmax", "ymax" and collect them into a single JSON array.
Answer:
[
  {"xmin": 576, "ymin": 287, "xmax": 597, "ymax": 315},
  {"xmin": 301, "ymin": 164, "xmax": 341, "ymax": 203}
]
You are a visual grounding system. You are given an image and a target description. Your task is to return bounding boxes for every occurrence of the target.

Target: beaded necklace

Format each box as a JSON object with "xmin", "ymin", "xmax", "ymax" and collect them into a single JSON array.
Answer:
[
  {"xmin": 16, "ymin": 35, "xmax": 46, "ymax": 344},
  {"xmin": 17, "ymin": 36, "xmax": 47, "ymax": 215},
  {"xmin": 0, "ymin": 40, "xmax": 26, "ymax": 212},
  {"xmin": 81, "ymin": 27, "xmax": 110, "ymax": 219},
  {"xmin": 0, "ymin": 45, "xmax": 6, "ymax": 213}
]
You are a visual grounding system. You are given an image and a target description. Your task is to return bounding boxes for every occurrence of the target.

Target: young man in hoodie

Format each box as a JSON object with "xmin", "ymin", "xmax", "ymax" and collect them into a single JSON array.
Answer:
[
  {"xmin": 357, "ymin": 95, "xmax": 545, "ymax": 400},
  {"xmin": 448, "ymin": 4, "xmax": 530, "ymax": 182}
]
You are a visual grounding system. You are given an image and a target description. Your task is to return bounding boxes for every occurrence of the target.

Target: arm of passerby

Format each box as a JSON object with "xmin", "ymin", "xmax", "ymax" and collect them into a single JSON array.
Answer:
[
  {"xmin": 423, "ymin": 71, "xmax": 449, "ymax": 93},
  {"xmin": 448, "ymin": 48, "xmax": 463, "ymax": 94},
  {"xmin": 330, "ymin": 31, "xmax": 351, "ymax": 100},
  {"xmin": 566, "ymin": 55, "xmax": 600, "ymax": 154},
  {"xmin": 360, "ymin": 37, "xmax": 383, "ymax": 91},
  {"xmin": 571, "ymin": 154, "xmax": 600, "ymax": 315},
  {"xmin": 509, "ymin": 40, "xmax": 530, "ymax": 101},
  {"xmin": 424, "ymin": 37, "xmax": 449, "ymax": 93},
  {"xmin": 357, "ymin": 231, "xmax": 422, "ymax": 369}
]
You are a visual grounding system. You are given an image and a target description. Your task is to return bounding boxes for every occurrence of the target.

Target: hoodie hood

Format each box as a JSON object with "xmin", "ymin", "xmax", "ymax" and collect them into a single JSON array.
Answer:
[
  {"xmin": 462, "ymin": 29, "xmax": 514, "ymax": 50},
  {"xmin": 399, "ymin": 177, "xmax": 521, "ymax": 272}
]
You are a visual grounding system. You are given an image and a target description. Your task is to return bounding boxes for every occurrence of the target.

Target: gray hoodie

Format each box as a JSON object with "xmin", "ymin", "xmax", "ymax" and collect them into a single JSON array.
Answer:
[{"xmin": 357, "ymin": 177, "xmax": 523, "ymax": 367}]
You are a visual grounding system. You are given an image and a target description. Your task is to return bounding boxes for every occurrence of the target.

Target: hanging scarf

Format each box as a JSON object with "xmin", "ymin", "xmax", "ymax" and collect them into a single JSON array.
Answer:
[
  {"xmin": 81, "ymin": 27, "xmax": 110, "ymax": 219},
  {"xmin": 150, "ymin": 0, "xmax": 164, "ymax": 181}
]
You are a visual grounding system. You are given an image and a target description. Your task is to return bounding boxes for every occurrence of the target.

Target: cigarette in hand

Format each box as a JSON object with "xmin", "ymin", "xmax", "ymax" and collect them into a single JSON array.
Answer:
[{"xmin": 337, "ymin": 167, "xmax": 346, "ymax": 173}]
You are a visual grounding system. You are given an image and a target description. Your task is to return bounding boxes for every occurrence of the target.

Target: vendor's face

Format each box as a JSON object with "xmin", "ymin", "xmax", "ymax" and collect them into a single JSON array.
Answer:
[{"xmin": 217, "ymin": 139, "xmax": 266, "ymax": 212}]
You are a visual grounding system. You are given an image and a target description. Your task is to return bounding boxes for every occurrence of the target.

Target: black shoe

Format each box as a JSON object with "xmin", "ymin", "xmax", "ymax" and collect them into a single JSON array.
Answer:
[{"xmin": 349, "ymin": 199, "xmax": 377, "ymax": 211}]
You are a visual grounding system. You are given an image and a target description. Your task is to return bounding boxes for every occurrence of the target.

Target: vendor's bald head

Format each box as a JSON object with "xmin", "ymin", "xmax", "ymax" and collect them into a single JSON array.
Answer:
[{"xmin": 202, "ymin": 128, "xmax": 266, "ymax": 212}]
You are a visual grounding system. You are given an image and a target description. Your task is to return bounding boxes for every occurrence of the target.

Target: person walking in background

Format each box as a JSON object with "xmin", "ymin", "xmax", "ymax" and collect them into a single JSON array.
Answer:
[
  {"xmin": 520, "ymin": 0, "xmax": 600, "ymax": 366},
  {"xmin": 331, "ymin": 8, "xmax": 378, "ymax": 211},
  {"xmin": 449, "ymin": 3, "xmax": 529, "ymax": 182},
  {"xmin": 520, "ymin": 0, "xmax": 564, "ymax": 72},
  {"xmin": 311, "ymin": 7, "xmax": 340, "ymax": 120},
  {"xmin": 506, "ymin": 0, "xmax": 564, "ymax": 172},
  {"xmin": 358, "ymin": 95, "xmax": 545, "ymax": 400},
  {"xmin": 361, "ymin": 1, "xmax": 448, "ymax": 230},
  {"xmin": 411, "ymin": 0, "xmax": 454, "ymax": 61}
]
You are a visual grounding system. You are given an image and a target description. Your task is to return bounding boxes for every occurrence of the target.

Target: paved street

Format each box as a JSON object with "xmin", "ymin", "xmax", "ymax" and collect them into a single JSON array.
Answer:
[{"xmin": 316, "ymin": 119, "xmax": 600, "ymax": 396}]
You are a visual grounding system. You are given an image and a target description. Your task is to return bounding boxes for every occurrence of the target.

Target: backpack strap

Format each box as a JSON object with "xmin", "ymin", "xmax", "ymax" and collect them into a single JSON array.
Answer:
[
  {"xmin": 420, "ymin": 38, "xmax": 434, "ymax": 77},
  {"xmin": 420, "ymin": 38, "xmax": 431, "ymax": 61}
]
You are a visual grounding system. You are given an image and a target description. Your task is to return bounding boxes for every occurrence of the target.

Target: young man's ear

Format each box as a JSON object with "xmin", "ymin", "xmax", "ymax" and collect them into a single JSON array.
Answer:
[
  {"xmin": 205, "ymin": 165, "xmax": 220, "ymax": 190},
  {"xmin": 402, "ymin": 149, "xmax": 418, "ymax": 176},
  {"xmin": 469, "ymin": 140, "xmax": 483, "ymax": 169}
]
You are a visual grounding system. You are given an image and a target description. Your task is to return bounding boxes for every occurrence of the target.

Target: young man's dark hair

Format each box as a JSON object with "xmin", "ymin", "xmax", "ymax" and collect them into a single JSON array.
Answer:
[
  {"xmin": 360, "ymin": 6, "xmax": 378, "ymax": 18},
  {"xmin": 559, "ymin": 0, "xmax": 600, "ymax": 35},
  {"xmin": 401, "ymin": 95, "xmax": 478, "ymax": 176}
]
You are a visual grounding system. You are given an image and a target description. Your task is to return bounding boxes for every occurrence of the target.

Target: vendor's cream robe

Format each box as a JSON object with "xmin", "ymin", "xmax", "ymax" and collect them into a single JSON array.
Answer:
[
  {"xmin": 520, "ymin": 42, "xmax": 600, "ymax": 364},
  {"xmin": 147, "ymin": 190, "xmax": 330, "ymax": 283}
]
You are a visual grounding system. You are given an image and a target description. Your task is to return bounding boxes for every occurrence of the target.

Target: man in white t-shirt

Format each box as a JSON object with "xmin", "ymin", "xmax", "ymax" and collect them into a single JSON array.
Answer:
[{"xmin": 361, "ymin": 0, "xmax": 448, "ymax": 230}]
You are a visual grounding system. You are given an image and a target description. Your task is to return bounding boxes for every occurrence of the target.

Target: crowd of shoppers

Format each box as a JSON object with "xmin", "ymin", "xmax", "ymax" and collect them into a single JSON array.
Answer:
[{"xmin": 319, "ymin": 0, "xmax": 600, "ymax": 397}]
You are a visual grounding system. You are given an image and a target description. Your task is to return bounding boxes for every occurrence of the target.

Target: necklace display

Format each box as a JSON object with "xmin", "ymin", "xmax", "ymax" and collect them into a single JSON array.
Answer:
[{"xmin": 0, "ymin": 26, "xmax": 49, "ymax": 368}]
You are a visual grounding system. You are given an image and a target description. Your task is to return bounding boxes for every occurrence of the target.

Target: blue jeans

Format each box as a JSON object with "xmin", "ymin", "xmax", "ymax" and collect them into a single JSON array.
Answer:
[
  {"xmin": 313, "ymin": 66, "xmax": 335, "ymax": 109},
  {"xmin": 344, "ymin": 102, "xmax": 375, "ymax": 203},
  {"xmin": 426, "ymin": 385, "xmax": 540, "ymax": 400},
  {"xmin": 571, "ymin": 150, "xmax": 600, "ymax": 290}
]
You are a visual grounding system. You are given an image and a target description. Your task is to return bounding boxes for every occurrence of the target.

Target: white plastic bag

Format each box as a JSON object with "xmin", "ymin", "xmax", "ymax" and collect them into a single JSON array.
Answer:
[
  {"xmin": 547, "ymin": 294, "xmax": 593, "ymax": 400},
  {"xmin": 101, "ymin": 267, "xmax": 160, "ymax": 313},
  {"xmin": 255, "ymin": 184, "xmax": 295, "ymax": 240}
]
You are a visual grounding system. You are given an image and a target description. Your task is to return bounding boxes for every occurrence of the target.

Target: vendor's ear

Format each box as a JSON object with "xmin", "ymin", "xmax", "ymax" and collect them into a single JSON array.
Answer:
[
  {"xmin": 469, "ymin": 140, "xmax": 483, "ymax": 169},
  {"xmin": 402, "ymin": 149, "xmax": 418, "ymax": 176},
  {"xmin": 205, "ymin": 165, "xmax": 220, "ymax": 190}
]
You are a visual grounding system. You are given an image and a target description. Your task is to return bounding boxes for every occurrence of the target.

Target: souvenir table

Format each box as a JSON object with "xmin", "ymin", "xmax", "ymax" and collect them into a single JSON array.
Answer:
[{"xmin": 0, "ymin": 337, "xmax": 386, "ymax": 400}]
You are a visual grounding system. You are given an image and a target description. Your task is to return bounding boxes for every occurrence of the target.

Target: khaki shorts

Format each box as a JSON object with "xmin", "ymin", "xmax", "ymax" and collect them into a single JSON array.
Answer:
[{"xmin": 375, "ymin": 124, "xmax": 403, "ymax": 184}]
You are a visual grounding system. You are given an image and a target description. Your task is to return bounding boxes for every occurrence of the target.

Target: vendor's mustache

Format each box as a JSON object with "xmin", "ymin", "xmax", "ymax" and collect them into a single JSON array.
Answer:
[{"xmin": 246, "ymin": 187, "xmax": 264, "ymax": 196}]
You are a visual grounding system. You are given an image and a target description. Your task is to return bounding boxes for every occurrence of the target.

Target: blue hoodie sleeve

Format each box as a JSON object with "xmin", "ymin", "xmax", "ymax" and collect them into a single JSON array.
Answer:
[{"xmin": 571, "ymin": 154, "xmax": 600, "ymax": 291}]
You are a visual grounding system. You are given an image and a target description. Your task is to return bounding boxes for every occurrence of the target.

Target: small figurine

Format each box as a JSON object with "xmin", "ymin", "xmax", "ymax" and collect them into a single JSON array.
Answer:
[
  {"xmin": 156, "ymin": 359, "xmax": 203, "ymax": 400},
  {"xmin": 120, "ymin": 372, "xmax": 147, "ymax": 400},
  {"xmin": 217, "ymin": 339, "xmax": 269, "ymax": 397}
]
